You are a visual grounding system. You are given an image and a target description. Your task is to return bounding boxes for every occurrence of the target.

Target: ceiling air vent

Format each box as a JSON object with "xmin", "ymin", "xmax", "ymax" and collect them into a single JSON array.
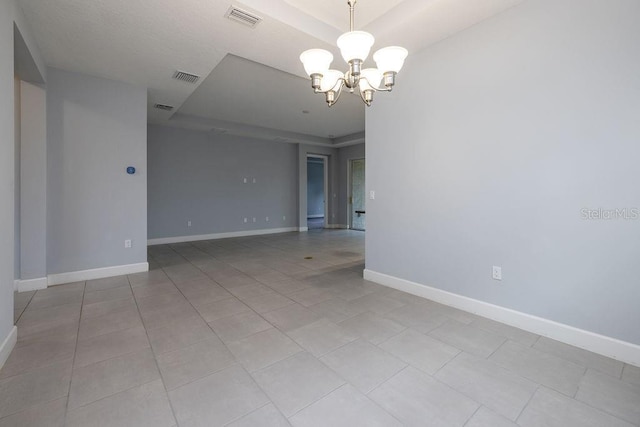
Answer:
[
  {"xmin": 154, "ymin": 103, "xmax": 174, "ymax": 111},
  {"xmin": 225, "ymin": 6, "xmax": 262, "ymax": 28},
  {"xmin": 173, "ymin": 71, "xmax": 200, "ymax": 84}
]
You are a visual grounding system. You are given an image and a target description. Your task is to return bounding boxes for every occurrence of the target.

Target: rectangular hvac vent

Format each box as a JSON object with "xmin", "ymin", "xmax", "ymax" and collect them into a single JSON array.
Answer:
[
  {"xmin": 154, "ymin": 103, "xmax": 174, "ymax": 111},
  {"xmin": 225, "ymin": 6, "xmax": 262, "ymax": 28},
  {"xmin": 173, "ymin": 71, "xmax": 200, "ymax": 84}
]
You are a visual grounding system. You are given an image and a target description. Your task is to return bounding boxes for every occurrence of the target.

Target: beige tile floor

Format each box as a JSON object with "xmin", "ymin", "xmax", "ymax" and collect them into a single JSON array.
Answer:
[{"xmin": 2, "ymin": 230, "xmax": 640, "ymax": 426}]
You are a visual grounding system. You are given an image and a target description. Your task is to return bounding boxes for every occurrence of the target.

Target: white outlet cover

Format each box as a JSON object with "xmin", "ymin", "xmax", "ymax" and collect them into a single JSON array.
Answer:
[
  {"xmin": 369, "ymin": 190, "xmax": 376, "ymax": 200},
  {"xmin": 266, "ymin": 217, "xmax": 269, "ymax": 221},
  {"xmin": 492, "ymin": 266, "xmax": 502, "ymax": 280},
  {"xmin": 243, "ymin": 218, "xmax": 248, "ymax": 223}
]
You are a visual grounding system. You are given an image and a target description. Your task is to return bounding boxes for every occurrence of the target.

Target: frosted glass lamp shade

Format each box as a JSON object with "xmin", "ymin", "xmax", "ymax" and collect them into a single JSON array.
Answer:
[
  {"xmin": 320, "ymin": 69, "xmax": 344, "ymax": 92},
  {"xmin": 300, "ymin": 49, "xmax": 334, "ymax": 76},
  {"xmin": 373, "ymin": 46, "xmax": 408, "ymax": 73},
  {"xmin": 337, "ymin": 31, "xmax": 375, "ymax": 62},
  {"xmin": 359, "ymin": 68, "xmax": 383, "ymax": 91}
]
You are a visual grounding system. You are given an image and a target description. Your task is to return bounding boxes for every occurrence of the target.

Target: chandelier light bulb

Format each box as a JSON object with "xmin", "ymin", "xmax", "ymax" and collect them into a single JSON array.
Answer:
[
  {"xmin": 320, "ymin": 69, "xmax": 344, "ymax": 92},
  {"xmin": 373, "ymin": 46, "xmax": 409, "ymax": 73},
  {"xmin": 337, "ymin": 31, "xmax": 375, "ymax": 63},
  {"xmin": 359, "ymin": 68, "xmax": 383, "ymax": 92},
  {"xmin": 299, "ymin": 49, "xmax": 333, "ymax": 77}
]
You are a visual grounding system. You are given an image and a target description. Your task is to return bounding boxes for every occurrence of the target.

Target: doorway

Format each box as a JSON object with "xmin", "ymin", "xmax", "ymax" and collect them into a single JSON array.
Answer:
[
  {"xmin": 349, "ymin": 158, "xmax": 366, "ymax": 231},
  {"xmin": 307, "ymin": 155, "xmax": 328, "ymax": 230}
]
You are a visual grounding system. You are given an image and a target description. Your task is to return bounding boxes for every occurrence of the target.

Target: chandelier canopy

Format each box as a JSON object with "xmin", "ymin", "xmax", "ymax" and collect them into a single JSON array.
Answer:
[{"xmin": 299, "ymin": 0, "xmax": 408, "ymax": 107}]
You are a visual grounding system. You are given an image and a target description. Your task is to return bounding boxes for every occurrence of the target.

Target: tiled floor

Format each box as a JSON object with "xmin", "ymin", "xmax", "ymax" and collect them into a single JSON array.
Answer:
[{"xmin": 3, "ymin": 230, "xmax": 640, "ymax": 426}]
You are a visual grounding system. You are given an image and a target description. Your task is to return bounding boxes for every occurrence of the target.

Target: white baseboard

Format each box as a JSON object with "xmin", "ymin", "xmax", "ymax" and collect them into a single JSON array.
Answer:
[
  {"xmin": 364, "ymin": 269, "xmax": 640, "ymax": 367},
  {"xmin": 0, "ymin": 326, "xmax": 17, "ymax": 371},
  {"xmin": 148, "ymin": 227, "xmax": 298, "ymax": 246},
  {"xmin": 298, "ymin": 227, "xmax": 309, "ymax": 232},
  {"xmin": 16, "ymin": 277, "xmax": 48, "ymax": 292},
  {"xmin": 48, "ymin": 262, "xmax": 149, "ymax": 286}
]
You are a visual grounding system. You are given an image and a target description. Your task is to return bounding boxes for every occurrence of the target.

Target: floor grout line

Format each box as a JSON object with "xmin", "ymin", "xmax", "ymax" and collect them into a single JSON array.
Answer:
[
  {"xmin": 462, "ymin": 405, "xmax": 482, "ymax": 427},
  {"xmin": 127, "ymin": 272, "xmax": 181, "ymax": 427},
  {"xmin": 63, "ymin": 280, "xmax": 87, "ymax": 418}
]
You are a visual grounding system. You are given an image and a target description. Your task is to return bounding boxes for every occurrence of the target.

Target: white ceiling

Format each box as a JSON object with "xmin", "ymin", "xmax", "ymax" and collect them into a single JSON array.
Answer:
[
  {"xmin": 16, "ymin": 0, "xmax": 524, "ymax": 145},
  {"xmin": 179, "ymin": 55, "xmax": 364, "ymax": 138},
  {"xmin": 283, "ymin": 0, "xmax": 407, "ymax": 30}
]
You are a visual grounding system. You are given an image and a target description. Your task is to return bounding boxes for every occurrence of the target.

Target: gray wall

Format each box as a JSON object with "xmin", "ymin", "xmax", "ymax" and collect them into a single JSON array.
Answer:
[
  {"xmin": 14, "ymin": 76, "xmax": 20, "ymax": 280},
  {"xmin": 14, "ymin": 21, "xmax": 47, "ymax": 285},
  {"xmin": 366, "ymin": 0, "xmax": 640, "ymax": 344},
  {"xmin": 20, "ymin": 81, "xmax": 47, "ymax": 280},
  {"xmin": 0, "ymin": 3, "xmax": 17, "ymax": 341},
  {"xmin": 0, "ymin": 0, "xmax": 46, "ymax": 348},
  {"xmin": 306, "ymin": 160, "xmax": 324, "ymax": 217},
  {"xmin": 47, "ymin": 68, "xmax": 147, "ymax": 274},
  {"xmin": 148, "ymin": 125, "xmax": 298, "ymax": 239},
  {"xmin": 336, "ymin": 143, "xmax": 365, "ymax": 227}
]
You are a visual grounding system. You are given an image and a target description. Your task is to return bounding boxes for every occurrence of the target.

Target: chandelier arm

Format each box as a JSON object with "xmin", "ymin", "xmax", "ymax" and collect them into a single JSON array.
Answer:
[
  {"xmin": 313, "ymin": 78, "xmax": 346, "ymax": 95},
  {"xmin": 359, "ymin": 76, "xmax": 392, "ymax": 93},
  {"xmin": 331, "ymin": 81, "xmax": 345, "ymax": 106},
  {"xmin": 358, "ymin": 88, "xmax": 367, "ymax": 102}
]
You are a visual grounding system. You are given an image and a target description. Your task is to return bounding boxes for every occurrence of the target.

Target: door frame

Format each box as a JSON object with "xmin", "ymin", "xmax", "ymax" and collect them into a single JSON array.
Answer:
[
  {"xmin": 306, "ymin": 154, "xmax": 329, "ymax": 227},
  {"xmin": 347, "ymin": 157, "xmax": 365, "ymax": 230}
]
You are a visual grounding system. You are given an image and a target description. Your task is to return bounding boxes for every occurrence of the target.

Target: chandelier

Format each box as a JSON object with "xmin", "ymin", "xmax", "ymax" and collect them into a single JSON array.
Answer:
[{"xmin": 299, "ymin": 0, "xmax": 408, "ymax": 107}]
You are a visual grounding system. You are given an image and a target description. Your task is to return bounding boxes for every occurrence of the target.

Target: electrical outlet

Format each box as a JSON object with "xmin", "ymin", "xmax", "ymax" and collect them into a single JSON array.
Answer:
[
  {"xmin": 369, "ymin": 190, "xmax": 376, "ymax": 200},
  {"xmin": 252, "ymin": 217, "xmax": 256, "ymax": 223},
  {"xmin": 266, "ymin": 217, "xmax": 269, "ymax": 222},
  {"xmin": 124, "ymin": 239, "xmax": 132, "ymax": 248},
  {"xmin": 252, "ymin": 178, "xmax": 256, "ymax": 184},
  {"xmin": 283, "ymin": 216, "xmax": 286, "ymax": 221},
  {"xmin": 243, "ymin": 177, "xmax": 247, "ymax": 184},
  {"xmin": 243, "ymin": 217, "xmax": 248, "ymax": 223},
  {"xmin": 492, "ymin": 266, "xmax": 502, "ymax": 281},
  {"xmin": 187, "ymin": 221, "xmax": 192, "ymax": 227}
]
